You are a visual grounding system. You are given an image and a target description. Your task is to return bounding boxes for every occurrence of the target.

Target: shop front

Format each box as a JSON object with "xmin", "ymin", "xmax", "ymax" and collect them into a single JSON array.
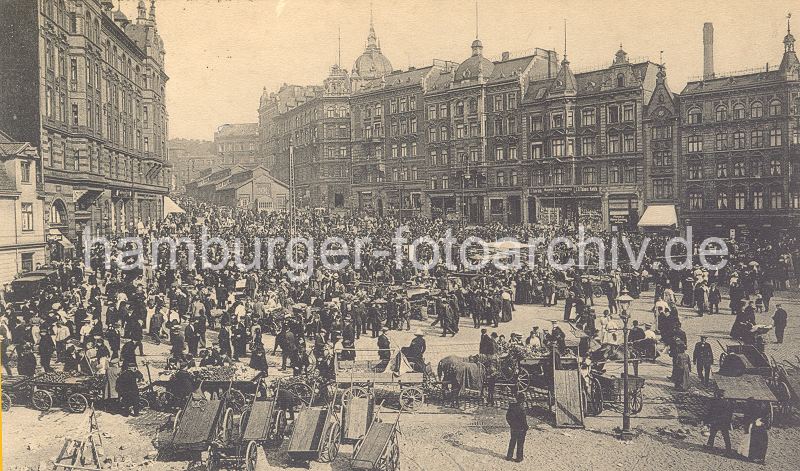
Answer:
[{"xmin": 533, "ymin": 186, "xmax": 603, "ymax": 229}]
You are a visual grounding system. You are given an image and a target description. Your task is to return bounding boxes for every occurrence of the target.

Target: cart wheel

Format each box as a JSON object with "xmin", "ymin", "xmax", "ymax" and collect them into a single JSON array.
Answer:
[
  {"xmin": 352, "ymin": 438, "xmax": 364, "ymax": 459},
  {"xmin": 586, "ymin": 376, "xmax": 603, "ymax": 416},
  {"xmin": 138, "ymin": 397, "xmax": 150, "ymax": 410},
  {"xmin": 286, "ymin": 382, "xmax": 313, "ymax": 406},
  {"xmin": 2, "ymin": 392, "xmax": 11, "ymax": 412},
  {"xmin": 220, "ymin": 408, "xmax": 234, "ymax": 443},
  {"xmin": 272, "ymin": 410, "xmax": 288, "ymax": 443},
  {"xmin": 32, "ymin": 389, "xmax": 53, "ymax": 412},
  {"xmin": 157, "ymin": 390, "xmax": 177, "ymax": 411},
  {"xmin": 67, "ymin": 393, "xmax": 89, "ymax": 414},
  {"xmin": 516, "ymin": 369, "xmax": 530, "ymax": 392},
  {"xmin": 224, "ymin": 389, "xmax": 246, "ymax": 412},
  {"xmin": 399, "ymin": 387, "xmax": 424, "ymax": 411},
  {"xmin": 239, "ymin": 408, "xmax": 251, "ymax": 439},
  {"xmin": 341, "ymin": 386, "xmax": 370, "ymax": 406},
  {"xmin": 245, "ymin": 441, "xmax": 258, "ymax": 471},
  {"xmin": 204, "ymin": 446, "xmax": 218, "ymax": 471},
  {"xmin": 631, "ymin": 390, "xmax": 644, "ymax": 414},
  {"xmin": 318, "ymin": 421, "xmax": 340, "ymax": 463},
  {"xmin": 172, "ymin": 410, "xmax": 183, "ymax": 434}
]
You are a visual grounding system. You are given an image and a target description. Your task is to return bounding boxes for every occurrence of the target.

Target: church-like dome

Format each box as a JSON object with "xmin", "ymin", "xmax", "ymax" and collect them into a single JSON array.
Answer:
[
  {"xmin": 454, "ymin": 39, "xmax": 494, "ymax": 81},
  {"xmin": 352, "ymin": 22, "xmax": 393, "ymax": 79}
]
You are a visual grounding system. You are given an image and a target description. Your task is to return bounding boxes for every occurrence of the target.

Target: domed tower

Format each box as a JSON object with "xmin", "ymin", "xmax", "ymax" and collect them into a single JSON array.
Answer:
[
  {"xmin": 351, "ymin": 9, "xmax": 393, "ymax": 90},
  {"xmin": 454, "ymin": 38, "xmax": 494, "ymax": 83}
]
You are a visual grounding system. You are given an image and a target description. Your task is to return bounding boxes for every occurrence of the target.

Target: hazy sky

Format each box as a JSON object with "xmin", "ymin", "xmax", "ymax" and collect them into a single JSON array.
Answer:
[{"xmin": 120, "ymin": 0, "xmax": 797, "ymax": 140}]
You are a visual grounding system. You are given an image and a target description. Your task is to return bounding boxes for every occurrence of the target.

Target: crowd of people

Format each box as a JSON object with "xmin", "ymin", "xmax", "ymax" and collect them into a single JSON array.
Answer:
[{"xmin": 0, "ymin": 197, "xmax": 797, "ymax": 464}]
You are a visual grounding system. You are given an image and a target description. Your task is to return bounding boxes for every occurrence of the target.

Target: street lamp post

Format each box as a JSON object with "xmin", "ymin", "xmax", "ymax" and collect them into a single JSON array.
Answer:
[{"xmin": 617, "ymin": 288, "xmax": 635, "ymax": 439}]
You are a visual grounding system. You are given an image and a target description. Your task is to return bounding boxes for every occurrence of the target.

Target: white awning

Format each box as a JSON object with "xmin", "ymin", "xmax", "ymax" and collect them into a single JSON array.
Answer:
[
  {"xmin": 637, "ymin": 204, "xmax": 677, "ymax": 228},
  {"xmin": 47, "ymin": 228, "xmax": 74, "ymax": 249},
  {"xmin": 163, "ymin": 196, "xmax": 185, "ymax": 215}
]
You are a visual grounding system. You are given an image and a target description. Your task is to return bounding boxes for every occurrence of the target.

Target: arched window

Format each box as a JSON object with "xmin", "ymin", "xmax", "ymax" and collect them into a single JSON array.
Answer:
[
  {"xmin": 733, "ymin": 103, "xmax": 745, "ymax": 119},
  {"xmin": 715, "ymin": 105, "xmax": 727, "ymax": 122},
  {"xmin": 770, "ymin": 186, "xmax": 784, "ymax": 209},
  {"xmin": 752, "ymin": 187, "xmax": 764, "ymax": 210},
  {"xmin": 769, "ymin": 99, "xmax": 782, "ymax": 116},
  {"xmin": 50, "ymin": 200, "xmax": 67, "ymax": 226},
  {"xmin": 687, "ymin": 107, "xmax": 702, "ymax": 124},
  {"xmin": 496, "ymin": 171, "xmax": 506, "ymax": 186},
  {"xmin": 688, "ymin": 189, "xmax": 703, "ymax": 209},
  {"xmin": 717, "ymin": 189, "xmax": 729, "ymax": 209},
  {"xmin": 456, "ymin": 101, "xmax": 464, "ymax": 116},
  {"xmin": 733, "ymin": 188, "xmax": 746, "ymax": 209},
  {"xmin": 751, "ymin": 101, "xmax": 763, "ymax": 118},
  {"xmin": 616, "ymin": 74, "xmax": 625, "ymax": 88}
]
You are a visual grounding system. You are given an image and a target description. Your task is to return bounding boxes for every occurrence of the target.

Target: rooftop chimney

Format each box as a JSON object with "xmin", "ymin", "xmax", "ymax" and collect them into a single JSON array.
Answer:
[
  {"xmin": 501, "ymin": 51, "xmax": 510, "ymax": 61},
  {"xmin": 703, "ymin": 22, "xmax": 715, "ymax": 80}
]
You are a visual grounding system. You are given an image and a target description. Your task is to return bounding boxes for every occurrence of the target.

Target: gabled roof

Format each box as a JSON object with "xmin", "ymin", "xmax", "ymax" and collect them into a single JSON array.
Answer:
[
  {"xmin": 487, "ymin": 55, "xmax": 536, "ymax": 83},
  {"xmin": 523, "ymin": 61, "xmax": 658, "ymax": 102}
]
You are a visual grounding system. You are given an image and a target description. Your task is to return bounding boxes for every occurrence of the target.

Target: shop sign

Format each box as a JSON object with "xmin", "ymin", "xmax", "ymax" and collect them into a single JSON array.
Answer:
[
  {"xmin": 609, "ymin": 214, "xmax": 629, "ymax": 225},
  {"xmin": 112, "ymin": 190, "xmax": 133, "ymax": 199}
]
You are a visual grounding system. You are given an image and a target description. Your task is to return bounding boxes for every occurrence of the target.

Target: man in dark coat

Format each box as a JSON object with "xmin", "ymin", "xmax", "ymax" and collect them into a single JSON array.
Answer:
[
  {"xmin": 705, "ymin": 389, "xmax": 733, "ymax": 454},
  {"xmin": 120, "ymin": 339, "xmax": 138, "ymax": 369},
  {"xmin": 505, "ymin": 393, "xmax": 529, "ymax": 462},
  {"xmin": 116, "ymin": 366, "xmax": 143, "ymax": 416},
  {"xmin": 280, "ymin": 328, "xmax": 296, "ymax": 371},
  {"xmin": 106, "ymin": 323, "xmax": 121, "ymax": 359},
  {"xmin": 377, "ymin": 327, "xmax": 391, "ymax": 361},
  {"xmin": 17, "ymin": 343, "xmax": 37, "ymax": 376},
  {"xmin": 479, "ymin": 329, "xmax": 495, "ymax": 355},
  {"xmin": 773, "ymin": 303, "xmax": 787, "ymax": 344},
  {"xmin": 185, "ymin": 321, "xmax": 200, "ymax": 357},
  {"xmin": 692, "ymin": 335, "xmax": 714, "ymax": 386},
  {"xmin": 38, "ymin": 331, "xmax": 56, "ymax": 372}
]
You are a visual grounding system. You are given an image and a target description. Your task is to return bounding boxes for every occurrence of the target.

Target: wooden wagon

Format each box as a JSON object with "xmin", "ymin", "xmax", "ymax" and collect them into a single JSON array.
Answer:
[
  {"xmin": 153, "ymin": 365, "xmax": 265, "ymax": 413},
  {"xmin": 585, "ymin": 370, "xmax": 645, "ymax": 416},
  {"xmin": 350, "ymin": 408, "xmax": 401, "ymax": 471},
  {"xmin": 335, "ymin": 350, "xmax": 426, "ymax": 411},
  {"xmin": 341, "ymin": 387, "xmax": 376, "ymax": 444},
  {"xmin": 714, "ymin": 375, "xmax": 782, "ymax": 425},
  {"xmin": 2, "ymin": 374, "xmax": 33, "ymax": 412},
  {"xmin": 286, "ymin": 389, "xmax": 341, "ymax": 463},
  {"xmin": 30, "ymin": 373, "xmax": 105, "ymax": 413}
]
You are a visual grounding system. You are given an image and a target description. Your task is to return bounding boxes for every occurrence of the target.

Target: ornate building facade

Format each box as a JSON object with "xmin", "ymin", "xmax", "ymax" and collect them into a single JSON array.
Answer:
[
  {"xmin": 677, "ymin": 23, "xmax": 800, "ymax": 236},
  {"xmin": 0, "ymin": 0, "xmax": 171, "ymax": 250}
]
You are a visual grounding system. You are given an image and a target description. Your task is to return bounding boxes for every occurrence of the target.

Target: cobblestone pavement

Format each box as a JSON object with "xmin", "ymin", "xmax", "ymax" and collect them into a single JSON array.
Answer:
[{"xmin": 3, "ymin": 290, "xmax": 799, "ymax": 470}]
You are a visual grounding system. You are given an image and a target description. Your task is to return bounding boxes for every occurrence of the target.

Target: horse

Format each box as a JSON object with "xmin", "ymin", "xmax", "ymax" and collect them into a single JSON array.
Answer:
[{"xmin": 437, "ymin": 355, "xmax": 489, "ymax": 407}]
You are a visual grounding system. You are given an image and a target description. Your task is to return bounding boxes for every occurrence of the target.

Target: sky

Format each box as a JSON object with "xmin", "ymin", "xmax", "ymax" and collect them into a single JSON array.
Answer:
[{"xmin": 119, "ymin": 0, "xmax": 798, "ymax": 141}]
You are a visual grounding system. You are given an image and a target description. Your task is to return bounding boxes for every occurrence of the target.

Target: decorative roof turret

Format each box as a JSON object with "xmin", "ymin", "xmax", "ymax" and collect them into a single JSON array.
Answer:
[
  {"xmin": 351, "ymin": 6, "xmax": 393, "ymax": 80},
  {"xmin": 780, "ymin": 13, "xmax": 800, "ymax": 75},
  {"xmin": 613, "ymin": 44, "xmax": 629, "ymax": 65}
]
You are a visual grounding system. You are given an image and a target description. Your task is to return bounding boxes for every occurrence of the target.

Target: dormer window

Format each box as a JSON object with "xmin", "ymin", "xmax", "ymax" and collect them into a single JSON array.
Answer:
[{"xmin": 616, "ymin": 74, "xmax": 625, "ymax": 88}]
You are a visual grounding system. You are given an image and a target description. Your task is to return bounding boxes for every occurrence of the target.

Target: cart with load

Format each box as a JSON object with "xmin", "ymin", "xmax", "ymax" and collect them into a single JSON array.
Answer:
[
  {"xmin": 2, "ymin": 374, "xmax": 34, "ymax": 411},
  {"xmin": 30, "ymin": 372, "xmax": 105, "ymax": 413},
  {"xmin": 155, "ymin": 384, "xmax": 236, "ymax": 470},
  {"xmin": 286, "ymin": 388, "xmax": 341, "ymax": 463},
  {"xmin": 154, "ymin": 364, "xmax": 265, "ymax": 413},
  {"xmin": 350, "ymin": 408, "xmax": 401, "ymax": 471}
]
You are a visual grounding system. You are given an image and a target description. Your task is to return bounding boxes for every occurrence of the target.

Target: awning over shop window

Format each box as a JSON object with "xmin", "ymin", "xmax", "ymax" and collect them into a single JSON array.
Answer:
[
  {"xmin": 163, "ymin": 196, "xmax": 185, "ymax": 215},
  {"xmin": 48, "ymin": 228, "xmax": 75, "ymax": 249},
  {"xmin": 637, "ymin": 204, "xmax": 677, "ymax": 228}
]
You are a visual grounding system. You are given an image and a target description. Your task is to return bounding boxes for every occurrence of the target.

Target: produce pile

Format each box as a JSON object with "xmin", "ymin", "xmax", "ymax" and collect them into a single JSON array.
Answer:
[
  {"xmin": 182, "ymin": 364, "xmax": 262, "ymax": 382},
  {"xmin": 33, "ymin": 371, "xmax": 105, "ymax": 389}
]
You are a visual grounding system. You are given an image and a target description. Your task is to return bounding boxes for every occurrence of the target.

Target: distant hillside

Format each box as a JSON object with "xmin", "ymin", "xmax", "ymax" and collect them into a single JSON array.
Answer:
[{"xmin": 168, "ymin": 138, "xmax": 215, "ymax": 156}]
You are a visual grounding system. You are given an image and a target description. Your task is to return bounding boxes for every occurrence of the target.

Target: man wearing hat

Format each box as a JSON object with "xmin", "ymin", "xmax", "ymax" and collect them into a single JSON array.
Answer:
[
  {"xmin": 38, "ymin": 329, "xmax": 56, "ymax": 372},
  {"xmin": 403, "ymin": 329, "xmax": 426, "ymax": 372},
  {"xmin": 377, "ymin": 327, "xmax": 391, "ymax": 362},
  {"xmin": 505, "ymin": 393, "xmax": 529, "ymax": 462},
  {"xmin": 692, "ymin": 335, "xmax": 714, "ymax": 386},
  {"xmin": 772, "ymin": 303, "xmax": 787, "ymax": 344}
]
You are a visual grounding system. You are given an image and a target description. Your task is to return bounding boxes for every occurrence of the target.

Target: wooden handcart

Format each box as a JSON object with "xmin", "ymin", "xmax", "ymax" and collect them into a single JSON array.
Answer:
[
  {"xmin": 231, "ymin": 380, "xmax": 290, "ymax": 471},
  {"xmin": 341, "ymin": 386, "xmax": 376, "ymax": 444},
  {"xmin": 586, "ymin": 370, "xmax": 645, "ymax": 416},
  {"xmin": 286, "ymin": 388, "xmax": 341, "ymax": 463},
  {"xmin": 155, "ymin": 383, "xmax": 236, "ymax": 470},
  {"xmin": 350, "ymin": 408, "xmax": 401, "ymax": 471}
]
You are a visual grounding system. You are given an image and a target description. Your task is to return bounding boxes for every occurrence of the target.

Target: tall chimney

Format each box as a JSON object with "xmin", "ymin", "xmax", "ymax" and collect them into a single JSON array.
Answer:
[{"xmin": 703, "ymin": 22, "xmax": 715, "ymax": 80}]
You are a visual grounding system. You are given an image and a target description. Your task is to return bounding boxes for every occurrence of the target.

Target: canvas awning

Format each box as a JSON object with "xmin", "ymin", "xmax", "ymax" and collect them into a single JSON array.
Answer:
[
  {"xmin": 47, "ymin": 228, "xmax": 75, "ymax": 249},
  {"xmin": 637, "ymin": 204, "xmax": 677, "ymax": 228},
  {"xmin": 163, "ymin": 196, "xmax": 185, "ymax": 215}
]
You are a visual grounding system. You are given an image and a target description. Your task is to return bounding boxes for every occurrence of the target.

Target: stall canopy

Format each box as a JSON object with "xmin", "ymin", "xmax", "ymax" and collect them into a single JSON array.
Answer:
[
  {"xmin": 637, "ymin": 204, "xmax": 677, "ymax": 228},
  {"xmin": 163, "ymin": 196, "xmax": 185, "ymax": 215}
]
